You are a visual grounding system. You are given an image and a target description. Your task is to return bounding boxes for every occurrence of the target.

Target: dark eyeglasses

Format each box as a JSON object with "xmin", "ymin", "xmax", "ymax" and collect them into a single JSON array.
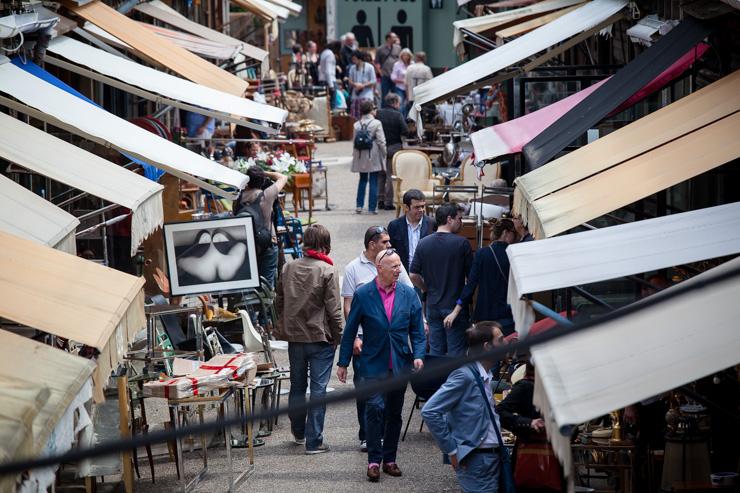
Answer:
[{"xmin": 378, "ymin": 248, "xmax": 397, "ymax": 263}]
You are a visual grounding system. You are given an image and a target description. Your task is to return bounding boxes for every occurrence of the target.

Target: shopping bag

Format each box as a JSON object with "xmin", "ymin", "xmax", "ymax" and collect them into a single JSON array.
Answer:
[{"xmin": 514, "ymin": 441, "xmax": 562, "ymax": 490}]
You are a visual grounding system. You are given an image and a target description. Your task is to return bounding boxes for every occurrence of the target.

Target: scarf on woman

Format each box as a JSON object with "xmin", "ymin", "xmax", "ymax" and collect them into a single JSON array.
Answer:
[{"xmin": 305, "ymin": 249, "xmax": 333, "ymax": 265}]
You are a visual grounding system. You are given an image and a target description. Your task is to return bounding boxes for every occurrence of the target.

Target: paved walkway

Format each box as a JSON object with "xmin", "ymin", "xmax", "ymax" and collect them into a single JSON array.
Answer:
[{"xmin": 134, "ymin": 142, "xmax": 460, "ymax": 492}]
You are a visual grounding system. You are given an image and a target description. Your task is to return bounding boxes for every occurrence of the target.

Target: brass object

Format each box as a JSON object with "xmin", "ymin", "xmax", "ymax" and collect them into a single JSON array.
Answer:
[{"xmin": 609, "ymin": 410, "xmax": 630, "ymax": 445}]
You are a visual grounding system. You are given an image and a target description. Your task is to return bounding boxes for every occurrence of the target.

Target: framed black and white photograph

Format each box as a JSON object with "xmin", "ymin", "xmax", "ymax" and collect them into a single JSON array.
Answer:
[{"xmin": 164, "ymin": 216, "xmax": 260, "ymax": 297}]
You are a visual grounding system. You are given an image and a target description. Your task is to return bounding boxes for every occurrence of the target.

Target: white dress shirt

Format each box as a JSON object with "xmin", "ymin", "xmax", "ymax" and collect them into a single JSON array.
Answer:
[
  {"xmin": 407, "ymin": 219, "xmax": 422, "ymax": 267},
  {"xmin": 476, "ymin": 362, "xmax": 500, "ymax": 448}
]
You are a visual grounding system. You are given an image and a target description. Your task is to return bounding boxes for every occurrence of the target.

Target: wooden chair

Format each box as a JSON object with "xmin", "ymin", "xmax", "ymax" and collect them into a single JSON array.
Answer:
[{"xmin": 391, "ymin": 150, "xmax": 443, "ymax": 218}]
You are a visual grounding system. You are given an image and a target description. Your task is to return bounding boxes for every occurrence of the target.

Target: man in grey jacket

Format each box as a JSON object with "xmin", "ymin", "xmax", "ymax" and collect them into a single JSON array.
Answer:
[{"xmin": 421, "ymin": 322, "xmax": 505, "ymax": 492}]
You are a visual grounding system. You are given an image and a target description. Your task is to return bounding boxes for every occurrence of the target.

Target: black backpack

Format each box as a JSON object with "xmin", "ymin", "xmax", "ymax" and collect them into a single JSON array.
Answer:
[
  {"xmin": 235, "ymin": 190, "xmax": 272, "ymax": 255},
  {"xmin": 353, "ymin": 122, "xmax": 374, "ymax": 154}
]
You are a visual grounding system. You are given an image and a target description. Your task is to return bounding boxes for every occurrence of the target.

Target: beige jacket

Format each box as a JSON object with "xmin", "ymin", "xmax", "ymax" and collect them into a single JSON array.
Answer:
[
  {"xmin": 275, "ymin": 257, "xmax": 344, "ymax": 345},
  {"xmin": 351, "ymin": 115, "xmax": 387, "ymax": 174}
]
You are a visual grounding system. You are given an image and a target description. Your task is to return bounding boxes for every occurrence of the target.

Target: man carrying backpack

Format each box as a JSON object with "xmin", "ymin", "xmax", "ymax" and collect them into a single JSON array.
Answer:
[
  {"xmin": 351, "ymin": 100, "xmax": 387, "ymax": 215},
  {"xmin": 234, "ymin": 166, "xmax": 288, "ymax": 287}
]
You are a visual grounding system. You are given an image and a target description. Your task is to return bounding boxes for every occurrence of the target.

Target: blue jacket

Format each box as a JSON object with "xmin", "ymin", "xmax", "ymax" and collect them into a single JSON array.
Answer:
[
  {"xmin": 421, "ymin": 363, "xmax": 501, "ymax": 462},
  {"xmin": 338, "ymin": 280, "xmax": 426, "ymax": 378},
  {"xmin": 387, "ymin": 215, "xmax": 434, "ymax": 273}
]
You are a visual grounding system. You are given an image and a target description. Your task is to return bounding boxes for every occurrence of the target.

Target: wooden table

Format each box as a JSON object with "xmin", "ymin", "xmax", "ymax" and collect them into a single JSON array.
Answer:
[{"xmin": 402, "ymin": 143, "xmax": 446, "ymax": 156}]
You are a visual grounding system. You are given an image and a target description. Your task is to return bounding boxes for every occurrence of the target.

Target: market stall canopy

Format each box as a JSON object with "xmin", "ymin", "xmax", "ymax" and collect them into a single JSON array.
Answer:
[
  {"xmin": 513, "ymin": 70, "xmax": 740, "ymax": 239},
  {"xmin": 133, "ymin": 0, "xmax": 269, "ymax": 74},
  {"xmin": 0, "ymin": 174, "xmax": 79, "ymax": 254},
  {"xmin": 0, "ymin": 59, "xmax": 249, "ymax": 199},
  {"xmin": 62, "ymin": 0, "xmax": 248, "ymax": 96},
  {"xmin": 411, "ymin": 0, "xmax": 627, "ymax": 126},
  {"xmin": 46, "ymin": 36, "xmax": 287, "ymax": 129},
  {"xmin": 139, "ymin": 23, "xmax": 241, "ymax": 60},
  {"xmin": 231, "ymin": 0, "xmax": 287, "ymax": 20},
  {"xmin": 0, "ymin": 112, "xmax": 164, "ymax": 255},
  {"xmin": 0, "ymin": 332, "xmax": 95, "ymax": 456},
  {"xmin": 0, "ymin": 230, "xmax": 145, "ymax": 402},
  {"xmin": 263, "ymin": 0, "xmax": 302, "ymax": 15},
  {"xmin": 470, "ymin": 43, "xmax": 710, "ymax": 161},
  {"xmin": 507, "ymin": 201, "xmax": 740, "ymax": 307},
  {"xmin": 452, "ymin": 0, "xmax": 584, "ymax": 48},
  {"xmin": 523, "ymin": 17, "xmax": 711, "ymax": 170},
  {"xmin": 531, "ymin": 256, "xmax": 740, "ymax": 473},
  {"xmin": 493, "ymin": 3, "xmax": 582, "ymax": 42}
]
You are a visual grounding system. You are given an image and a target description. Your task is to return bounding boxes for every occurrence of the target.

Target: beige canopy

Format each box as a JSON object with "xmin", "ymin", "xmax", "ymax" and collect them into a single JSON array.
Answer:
[
  {"xmin": 134, "ymin": 0, "xmax": 269, "ymax": 73},
  {"xmin": 0, "ymin": 333, "xmax": 95, "ymax": 491},
  {"xmin": 513, "ymin": 70, "xmax": 740, "ymax": 239},
  {"xmin": 63, "ymin": 0, "xmax": 248, "ymax": 96},
  {"xmin": 0, "ymin": 231, "xmax": 145, "ymax": 402}
]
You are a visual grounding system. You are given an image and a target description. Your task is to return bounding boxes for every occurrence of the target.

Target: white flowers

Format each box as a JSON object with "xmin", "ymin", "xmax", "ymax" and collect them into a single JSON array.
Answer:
[{"xmin": 234, "ymin": 151, "xmax": 307, "ymax": 176}]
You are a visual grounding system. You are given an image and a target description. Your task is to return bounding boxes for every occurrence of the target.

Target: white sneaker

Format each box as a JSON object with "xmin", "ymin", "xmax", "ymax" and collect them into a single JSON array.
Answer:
[
  {"xmin": 360, "ymin": 440, "xmax": 368, "ymax": 452},
  {"xmin": 293, "ymin": 436, "xmax": 306, "ymax": 445}
]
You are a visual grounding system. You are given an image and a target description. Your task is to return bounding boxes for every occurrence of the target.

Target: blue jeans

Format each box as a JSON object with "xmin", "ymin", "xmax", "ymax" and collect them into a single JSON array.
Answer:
[
  {"xmin": 356, "ymin": 172, "xmax": 379, "ymax": 212},
  {"xmin": 353, "ymin": 358, "xmax": 366, "ymax": 441},
  {"xmin": 393, "ymin": 87, "xmax": 407, "ymax": 117},
  {"xmin": 456, "ymin": 450, "xmax": 501, "ymax": 493},
  {"xmin": 287, "ymin": 342, "xmax": 335, "ymax": 450},
  {"xmin": 257, "ymin": 244, "xmax": 278, "ymax": 288},
  {"xmin": 427, "ymin": 305, "xmax": 469, "ymax": 356},
  {"xmin": 363, "ymin": 372, "xmax": 406, "ymax": 464}
]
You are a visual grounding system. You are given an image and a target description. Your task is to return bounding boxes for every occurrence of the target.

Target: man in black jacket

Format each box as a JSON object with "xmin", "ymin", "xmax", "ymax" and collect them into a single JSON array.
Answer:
[
  {"xmin": 375, "ymin": 92, "xmax": 408, "ymax": 209},
  {"xmin": 387, "ymin": 189, "xmax": 433, "ymax": 273}
]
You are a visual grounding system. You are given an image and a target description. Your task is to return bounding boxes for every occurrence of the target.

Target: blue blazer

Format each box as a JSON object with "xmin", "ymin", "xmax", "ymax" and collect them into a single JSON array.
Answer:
[
  {"xmin": 421, "ymin": 364, "xmax": 501, "ymax": 462},
  {"xmin": 338, "ymin": 280, "xmax": 426, "ymax": 378},
  {"xmin": 387, "ymin": 215, "xmax": 434, "ymax": 272}
]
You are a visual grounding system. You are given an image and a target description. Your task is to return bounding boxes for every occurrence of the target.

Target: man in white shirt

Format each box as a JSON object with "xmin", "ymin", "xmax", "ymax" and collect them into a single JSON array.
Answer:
[{"xmin": 341, "ymin": 225, "xmax": 414, "ymax": 450}]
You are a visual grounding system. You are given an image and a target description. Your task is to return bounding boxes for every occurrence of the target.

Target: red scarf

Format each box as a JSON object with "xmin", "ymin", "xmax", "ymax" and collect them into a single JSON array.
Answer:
[{"xmin": 305, "ymin": 249, "xmax": 333, "ymax": 265}]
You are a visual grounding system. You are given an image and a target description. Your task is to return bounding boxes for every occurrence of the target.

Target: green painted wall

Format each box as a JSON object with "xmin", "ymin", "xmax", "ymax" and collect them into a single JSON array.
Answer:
[{"xmin": 334, "ymin": 0, "xmax": 462, "ymax": 69}]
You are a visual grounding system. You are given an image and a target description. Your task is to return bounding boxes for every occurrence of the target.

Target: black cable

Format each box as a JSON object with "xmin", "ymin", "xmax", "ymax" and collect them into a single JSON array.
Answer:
[{"xmin": 1, "ymin": 261, "xmax": 738, "ymax": 476}]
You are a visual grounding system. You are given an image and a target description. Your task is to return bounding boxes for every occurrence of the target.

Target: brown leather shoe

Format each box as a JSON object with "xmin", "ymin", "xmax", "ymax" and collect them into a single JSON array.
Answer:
[
  {"xmin": 382, "ymin": 462, "xmax": 402, "ymax": 477},
  {"xmin": 367, "ymin": 465, "xmax": 380, "ymax": 482}
]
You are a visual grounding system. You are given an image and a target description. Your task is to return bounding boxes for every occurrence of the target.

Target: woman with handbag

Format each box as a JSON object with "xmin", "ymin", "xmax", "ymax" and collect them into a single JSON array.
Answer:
[
  {"xmin": 496, "ymin": 361, "xmax": 563, "ymax": 492},
  {"xmin": 443, "ymin": 218, "xmax": 517, "ymax": 335}
]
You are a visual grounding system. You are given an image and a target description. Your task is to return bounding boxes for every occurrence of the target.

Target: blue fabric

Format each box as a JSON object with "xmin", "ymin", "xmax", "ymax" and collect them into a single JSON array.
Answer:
[
  {"xmin": 363, "ymin": 372, "xmax": 406, "ymax": 464},
  {"xmin": 338, "ymin": 281, "xmax": 425, "ymax": 378},
  {"xmin": 184, "ymin": 111, "xmax": 215, "ymax": 137},
  {"xmin": 456, "ymin": 451, "xmax": 501, "ymax": 493},
  {"xmin": 356, "ymin": 171, "xmax": 379, "ymax": 212},
  {"xmin": 427, "ymin": 305, "xmax": 469, "ymax": 357},
  {"xmin": 421, "ymin": 363, "xmax": 502, "ymax": 463},
  {"xmin": 459, "ymin": 242, "xmax": 513, "ymax": 324},
  {"xmin": 380, "ymin": 76, "xmax": 394, "ymax": 106},
  {"xmin": 11, "ymin": 58, "xmax": 165, "ymax": 182},
  {"xmin": 257, "ymin": 244, "xmax": 279, "ymax": 288},
  {"xmin": 387, "ymin": 215, "xmax": 434, "ymax": 273},
  {"xmin": 287, "ymin": 341, "xmax": 335, "ymax": 450}
]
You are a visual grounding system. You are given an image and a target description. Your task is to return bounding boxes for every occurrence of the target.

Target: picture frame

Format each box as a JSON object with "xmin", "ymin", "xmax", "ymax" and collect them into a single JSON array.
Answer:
[{"xmin": 163, "ymin": 216, "xmax": 260, "ymax": 297}]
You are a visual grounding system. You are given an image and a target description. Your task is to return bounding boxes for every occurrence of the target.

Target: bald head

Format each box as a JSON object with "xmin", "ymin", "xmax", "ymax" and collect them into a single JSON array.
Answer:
[{"xmin": 376, "ymin": 250, "xmax": 401, "ymax": 287}]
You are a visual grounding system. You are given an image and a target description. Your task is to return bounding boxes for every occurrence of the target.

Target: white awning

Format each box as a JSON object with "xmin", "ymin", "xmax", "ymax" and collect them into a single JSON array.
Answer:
[
  {"xmin": 134, "ymin": 0, "xmax": 269, "ymax": 73},
  {"xmin": 263, "ymin": 0, "xmax": 302, "ymax": 15},
  {"xmin": 0, "ymin": 60, "xmax": 248, "ymax": 199},
  {"xmin": 412, "ymin": 0, "xmax": 626, "ymax": 123},
  {"xmin": 452, "ymin": 0, "xmax": 584, "ymax": 48},
  {"xmin": 46, "ymin": 36, "xmax": 287, "ymax": 128},
  {"xmin": 513, "ymin": 71, "xmax": 740, "ymax": 239},
  {"xmin": 0, "ymin": 174, "xmax": 79, "ymax": 254},
  {"xmin": 507, "ymin": 201, "xmax": 740, "ymax": 301},
  {"xmin": 531, "ymin": 256, "xmax": 740, "ymax": 474},
  {"xmin": 0, "ymin": 112, "xmax": 164, "ymax": 255}
]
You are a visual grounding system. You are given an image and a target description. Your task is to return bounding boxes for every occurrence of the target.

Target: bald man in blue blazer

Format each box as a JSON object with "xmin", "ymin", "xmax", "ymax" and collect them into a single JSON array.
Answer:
[{"xmin": 337, "ymin": 249, "xmax": 426, "ymax": 482}]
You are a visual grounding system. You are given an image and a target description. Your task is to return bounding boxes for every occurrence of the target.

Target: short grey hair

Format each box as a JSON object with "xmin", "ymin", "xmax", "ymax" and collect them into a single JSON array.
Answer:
[
  {"xmin": 414, "ymin": 51, "xmax": 427, "ymax": 63},
  {"xmin": 384, "ymin": 92, "xmax": 401, "ymax": 106}
]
